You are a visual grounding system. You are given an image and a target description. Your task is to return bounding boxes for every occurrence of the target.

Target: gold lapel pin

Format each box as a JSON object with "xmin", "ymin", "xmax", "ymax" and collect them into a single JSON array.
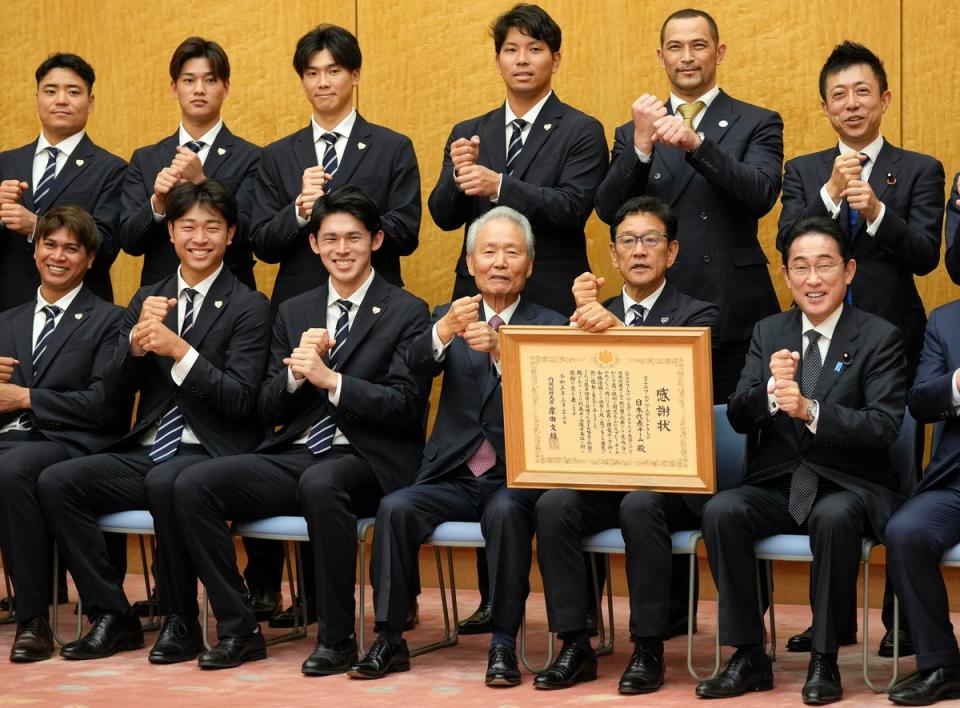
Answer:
[{"xmin": 886, "ymin": 173, "xmax": 896, "ymax": 185}]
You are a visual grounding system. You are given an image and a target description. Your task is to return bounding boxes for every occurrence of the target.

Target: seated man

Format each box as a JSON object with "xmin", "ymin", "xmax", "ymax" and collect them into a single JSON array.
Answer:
[
  {"xmin": 38, "ymin": 179, "xmax": 271, "ymax": 662},
  {"xmin": 0, "ymin": 206, "xmax": 125, "ymax": 662},
  {"xmin": 174, "ymin": 185, "xmax": 430, "ymax": 672},
  {"xmin": 534, "ymin": 195, "xmax": 719, "ymax": 692},
  {"xmin": 697, "ymin": 215, "xmax": 906, "ymax": 703},
  {"xmin": 349, "ymin": 206, "xmax": 567, "ymax": 686},
  {"xmin": 885, "ymin": 300, "xmax": 960, "ymax": 706}
]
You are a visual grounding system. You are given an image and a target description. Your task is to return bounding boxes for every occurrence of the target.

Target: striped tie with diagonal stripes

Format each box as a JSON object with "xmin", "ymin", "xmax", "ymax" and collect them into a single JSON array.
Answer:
[
  {"xmin": 185, "ymin": 140, "xmax": 203, "ymax": 154},
  {"xmin": 628, "ymin": 304, "xmax": 646, "ymax": 326},
  {"xmin": 505, "ymin": 119, "xmax": 527, "ymax": 175},
  {"xmin": 148, "ymin": 289, "xmax": 197, "ymax": 463},
  {"xmin": 18, "ymin": 305, "xmax": 62, "ymax": 430},
  {"xmin": 321, "ymin": 132, "xmax": 339, "ymax": 176},
  {"xmin": 33, "ymin": 147, "xmax": 60, "ymax": 210},
  {"xmin": 305, "ymin": 299, "xmax": 353, "ymax": 456}
]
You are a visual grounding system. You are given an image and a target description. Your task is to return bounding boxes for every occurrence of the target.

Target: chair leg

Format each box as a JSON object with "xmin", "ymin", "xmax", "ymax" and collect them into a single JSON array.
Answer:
[
  {"xmin": 138, "ymin": 535, "xmax": 160, "ymax": 632},
  {"xmin": 357, "ymin": 536, "xmax": 368, "ymax": 654},
  {"xmin": 410, "ymin": 546, "xmax": 460, "ymax": 657},
  {"xmin": 50, "ymin": 543, "xmax": 82, "ymax": 645},
  {"xmin": 0, "ymin": 545, "xmax": 15, "ymax": 625},
  {"xmin": 862, "ymin": 553, "xmax": 900, "ymax": 692},
  {"xmin": 686, "ymin": 548, "xmax": 721, "ymax": 681},
  {"xmin": 764, "ymin": 560, "xmax": 777, "ymax": 661},
  {"xmin": 593, "ymin": 552, "xmax": 615, "ymax": 656},
  {"xmin": 264, "ymin": 541, "xmax": 308, "ymax": 646},
  {"xmin": 201, "ymin": 585, "xmax": 212, "ymax": 651},
  {"xmin": 519, "ymin": 611, "xmax": 555, "ymax": 674}
]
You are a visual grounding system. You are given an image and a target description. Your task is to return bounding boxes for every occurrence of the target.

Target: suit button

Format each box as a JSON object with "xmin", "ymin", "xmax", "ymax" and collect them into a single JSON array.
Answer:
[
  {"xmin": 702, "ymin": 255, "xmax": 711, "ymax": 263},
  {"xmin": 653, "ymin": 172, "xmax": 662, "ymax": 180},
  {"xmin": 700, "ymin": 211, "xmax": 708, "ymax": 220}
]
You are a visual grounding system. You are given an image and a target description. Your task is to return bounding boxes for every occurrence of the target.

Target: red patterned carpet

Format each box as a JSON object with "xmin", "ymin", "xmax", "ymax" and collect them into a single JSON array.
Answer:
[{"xmin": 0, "ymin": 573, "xmax": 915, "ymax": 707}]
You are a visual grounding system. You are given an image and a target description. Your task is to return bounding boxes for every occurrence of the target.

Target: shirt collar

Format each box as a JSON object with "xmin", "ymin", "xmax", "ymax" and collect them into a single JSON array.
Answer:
[
  {"xmin": 328, "ymin": 267, "xmax": 376, "ymax": 308},
  {"xmin": 177, "ymin": 263, "xmax": 223, "ymax": 299},
  {"xmin": 312, "ymin": 109, "xmax": 357, "ymax": 144},
  {"xmin": 838, "ymin": 134, "xmax": 884, "ymax": 164},
  {"xmin": 178, "ymin": 120, "xmax": 224, "ymax": 148},
  {"xmin": 482, "ymin": 296, "xmax": 521, "ymax": 325},
  {"xmin": 622, "ymin": 279, "xmax": 667, "ymax": 316},
  {"xmin": 37, "ymin": 130, "xmax": 85, "ymax": 158},
  {"xmin": 801, "ymin": 303, "xmax": 844, "ymax": 343},
  {"xmin": 35, "ymin": 282, "xmax": 83, "ymax": 314},
  {"xmin": 669, "ymin": 85, "xmax": 721, "ymax": 114},
  {"xmin": 504, "ymin": 90, "xmax": 553, "ymax": 126}
]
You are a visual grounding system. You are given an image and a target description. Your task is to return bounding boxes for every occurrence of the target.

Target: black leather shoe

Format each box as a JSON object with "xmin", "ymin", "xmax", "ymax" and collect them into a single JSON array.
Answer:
[
  {"xmin": 618, "ymin": 642, "xmax": 664, "ymax": 694},
  {"xmin": 695, "ymin": 645, "xmax": 773, "ymax": 697},
  {"xmin": 533, "ymin": 641, "xmax": 598, "ymax": 689},
  {"xmin": 301, "ymin": 636, "xmax": 358, "ymax": 676},
  {"xmin": 61, "ymin": 613, "xmax": 144, "ymax": 660},
  {"xmin": 665, "ymin": 614, "xmax": 697, "ymax": 640},
  {"xmin": 485, "ymin": 643, "xmax": 521, "ymax": 686},
  {"xmin": 148, "ymin": 614, "xmax": 204, "ymax": 664},
  {"xmin": 458, "ymin": 599, "xmax": 491, "ymax": 635},
  {"xmin": 802, "ymin": 652, "xmax": 843, "ymax": 705},
  {"xmin": 198, "ymin": 630, "xmax": 267, "ymax": 669},
  {"xmin": 348, "ymin": 636, "xmax": 410, "ymax": 678},
  {"xmin": 880, "ymin": 627, "xmax": 916, "ymax": 658},
  {"xmin": 10, "ymin": 617, "xmax": 54, "ymax": 662},
  {"xmin": 269, "ymin": 594, "xmax": 316, "ymax": 628},
  {"xmin": 249, "ymin": 588, "xmax": 282, "ymax": 622},
  {"xmin": 786, "ymin": 625, "xmax": 857, "ymax": 652},
  {"xmin": 889, "ymin": 667, "xmax": 960, "ymax": 705},
  {"xmin": 132, "ymin": 589, "xmax": 159, "ymax": 618}
]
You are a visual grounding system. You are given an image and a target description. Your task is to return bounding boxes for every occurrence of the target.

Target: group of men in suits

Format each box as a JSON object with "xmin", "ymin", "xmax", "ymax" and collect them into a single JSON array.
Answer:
[{"xmin": 4, "ymin": 1, "xmax": 960, "ymax": 705}]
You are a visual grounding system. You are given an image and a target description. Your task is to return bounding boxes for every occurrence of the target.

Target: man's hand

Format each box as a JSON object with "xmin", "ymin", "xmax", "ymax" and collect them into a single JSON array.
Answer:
[
  {"xmin": 631, "ymin": 94, "xmax": 668, "ymax": 155},
  {"xmin": 451, "ymin": 136, "xmax": 480, "ymax": 176},
  {"xmin": 283, "ymin": 342, "xmax": 337, "ymax": 390},
  {"xmin": 768, "ymin": 349, "xmax": 799, "ymax": 388},
  {"xmin": 131, "ymin": 319, "xmax": 190, "ymax": 360},
  {"xmin": 652, "ymin": 115, "xmax": 701, "ymax": 152},
  {"xmin": 0, "ymin": 383, "xmax": 30, "ymax": 413},
  {"xmin": 955, "ymin": 173, "xmax": 960, "ymax": 208},
  {"xmin": 152, "ymin": 166, "xmax": 182, "ymax": 215},
  {"xmin": 171, "ymin": 146, "xmax": 206, "ymax": 184},
  {"xmin": 0, "ymin": 356, "xmax": 20, "ymax": 383},
  {"xmin": 0, "ymin": 179, "xmax": 27, "ymax": 207},
  {"xmin": 436, "ymin": 294, "xmax": 482, "ymax": 343},
  {"xmin": 0, "ymin": 204, "xmax": 38, "ymax": 236},
  {"xmin": 570, "ymin": 302, "xmax": 623, "ymax": 333},
  {"xmin": 462, "ymin": 320, "xmax": 500, "ymax": 361},
  {"xmin": 297, "ymin": 167, "xmax": 331, "ymax": 220},
  {"xmin": 844, "ymin": 179, "xmax": 882, "ymax": 223},
  {"xmin": 825, "ymin": 152, "xmax": 864, "ymax": 204},
  {"xmin": 572, "ymin": 272, "xmax": 604, "ymax": 308},
  {"xmin": 773, "ymin": 378, "xmax": 810, "ymax": 420},
  {"xmin": 455, "ymin": 164, "xmax": 500, "ymax": 197},
  {"xmin": 130, "ymin": 296, "xmax": 176, "ymax": 356}
]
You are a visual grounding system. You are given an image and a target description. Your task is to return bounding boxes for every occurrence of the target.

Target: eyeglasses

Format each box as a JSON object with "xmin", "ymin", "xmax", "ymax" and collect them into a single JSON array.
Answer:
[
  {"xmin": 787, "ymin": 261, "xmax": 844, "ymax": 278},
  {"xmin": 614, "ymin": 231, "xmax": 667, "ymax": 249}
]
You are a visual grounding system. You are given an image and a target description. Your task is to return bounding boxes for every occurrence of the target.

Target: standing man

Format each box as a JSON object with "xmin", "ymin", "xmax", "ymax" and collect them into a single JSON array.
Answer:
[
  {"xmin": 428, "ymin": 2, "xmax": 608, "ymax": 317},
  {"xmin": 38, "ymin": 180, "xmax": 271, "ymax": 663},
  {"xmin": 250, "ymin": 24, "xmax": 420, "ymax": 309},
  {"xmin": 0, "ymin": 53, "xmax": 126, "ymax": 310},
  {"xmin": 174, "ymin": 186, "xmax": 430, "ymax": 672},
  {"xmin": 595, "ymin": 8, "xmax": 783, "ymax": 403},
  {"xmin": 534, "ymin": 196, "xmax": 719, "ymax": 692},
  {"xmin": 349, "ymin": 207, "xmax": 568, "ymax": 686},
  {"xmin": 697, "ymin": 216, "xmax": 906, "ymax": 703},
  {"xmin": 121, "ymin": 37, "xmax": 261, "ymax": 290},
  {"xmin": 0, "ymin": 207, "xmax": 125, "ymax": 662}
]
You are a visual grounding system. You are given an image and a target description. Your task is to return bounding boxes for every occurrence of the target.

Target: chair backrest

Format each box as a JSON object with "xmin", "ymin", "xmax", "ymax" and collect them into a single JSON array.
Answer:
[
  {"xmin": 889, "ymin": 407, "xmax": 919, "ymax": 494},
  {"xmin": 713, "ymin": 403, "xmax": 746, "ymax": 492}
]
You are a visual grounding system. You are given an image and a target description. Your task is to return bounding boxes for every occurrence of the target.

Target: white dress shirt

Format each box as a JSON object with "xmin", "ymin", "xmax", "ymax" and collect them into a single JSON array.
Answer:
[
  {"xmin": 819, "ymin": 134, "xmax": 887, "ymax": 235},
  {"xmin": 621, "ymin": 280, "xmax": 667, "ymax": 324},
  {"xmin": 493, "ymin": 92, "xmax": 553, "ymax": 202},
  {"xmin": 29, "ymin": 130, "xmax": 87, "ymax": 242}
]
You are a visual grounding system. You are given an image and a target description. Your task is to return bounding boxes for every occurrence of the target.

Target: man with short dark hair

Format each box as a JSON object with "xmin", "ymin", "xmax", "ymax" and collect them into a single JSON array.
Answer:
[
  {"xmin": 38, "ymin": 179, "xmax": 272, "ymax": 664},
  {"xmin": 121, "ymin": 36, "xmax": 261, "ymax": 289},
  {"xmin": 533, "ymin": 196, "xmax": 718, "ymax": 692},
  {"xmin": 0, "ymin": 53, "xmax": 126, "ymax": 309},
  {"xmin": 595, "ymin": 8, "xmax": 783, "ymax": 403},
  {"xmin": 0, "ymin": 206, "xmax": 125, "ymax": 662},
  {"xmin": 174, "ymin": 185, "xmax": 430, "ymax": 672},
  {"xmin": 697, "ymin": 216, "xmax": 906, "ymax": 703}
]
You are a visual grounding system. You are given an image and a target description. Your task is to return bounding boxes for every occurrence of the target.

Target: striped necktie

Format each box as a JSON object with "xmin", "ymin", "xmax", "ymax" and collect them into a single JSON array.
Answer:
[
  {"xmin": 185, "ymin": 140, "xmax": 204, "ymax": 154},
  {"xmin": 305, "ymin": 299, "xmax": 353, "ymax": 455},
  {"xmin": 787, "ymin": 330, "xmax": 822, "ymax": 524},
  {"xmin": 321, "ymin": 132, "xmax": 339, "ymax": 176},
  {"xmin": 33, "ymin": 147, "xmax": 60, "ymax": 210},
  {"xmin": 18, "ymin": 305, "xmax": 62, "ymax": 430},
  {"xmin": 465, "ymin": 314, "xmax": 504, "ymax": 476},
  {"xmin": 505, "ymin": 119, "xmax": 527, "ymax": 175},
  {"xmin": 148, "ymin": 288, "xmax": 197, "ymax": 463},
  {"xmin": 628, "ymin": 304, "xmax": 646, "ymax": 326}
]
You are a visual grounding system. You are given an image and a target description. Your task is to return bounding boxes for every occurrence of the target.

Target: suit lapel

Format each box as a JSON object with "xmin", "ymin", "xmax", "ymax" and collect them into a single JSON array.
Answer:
[
  {"xmin": 33, "ymin": 287, "xmax": 95, "ymax": 382},
  {"xmin": 508, "ymin": 93, "xmax": 561, "ymax": 179},
  {"xmin": 645, "ymin": 283, "xmax": 681, "ymax": 326},
  {"xmin": 37, "ymin": 135, "xmax": 96, "ymax": 213},
  {"xmin": 184, "ymin": 269, "xmax": 234, "ymax": 347},
  {"xmin": 16, "ymin": 141, "xmax": 39, "ymax": 211},
  {"xmin": 868, "ymin": 141, "xmax": 900, "ymax": 204},
  {"xmin": 159, "ymin": 276, "xmax": 180, "ymax": 333},
  {"xmin": 12, "ymin": 303, "xmax": 36, "ymax": 386},
  {"xmin": 813, "ymin": 307, "xmax": 859, "ymax": 403},
  {"xmin": 330, "ymin": 114, "xmax": 372, "ymax": 186},
  {"xmin": 697, "ymin": 90, "xmax": 740, "ymax": 146},
  {"xmin": 202, "ymin": 125, "xmax": 236, "ymax": 179},
  {"xmin": 655, "ymin": 102, "xmax": 694, "ymax": 206},
  {"xmin": 479, "ymin": 106, "xmax": 507, "ymax": 175},
  {"xmin": 604, "ymin": 294, "xmax": 626, "ymax": 321},
  {"xmin": 333, "ymin": 273, "xmax": 388, "ymax": 369},
  {"xmin": 293, "ymin": 125, "xmax": 319, "ymax": 175}
]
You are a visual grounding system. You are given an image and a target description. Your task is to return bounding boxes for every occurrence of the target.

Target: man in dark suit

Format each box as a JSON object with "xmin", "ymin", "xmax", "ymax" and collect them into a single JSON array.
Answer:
[
  {"xmin": 943, "ymin": 173, "xmax": 960, "ymax": 285},
  {"xmin": 696, "ymin": 216, "xmax": 906, "ymax": 703},
  {"xmin": 250, "ymin": 24, "xmax": 420, "ymax": 308},
  {"xmin": 428, "ymin": 3, "xmax": 608, "ymax": 317},
  {"xmin": 0, "ymin": 207, "xmax": 125, "ymax": 662},
  {"xmin": 0, "ymin": 53, "xmax": 126, "ymax": 309},
  {"xmin": 121, "ymin": 37, "xmax": 261, "ymax": 290},
  {"xmin": 348, "ymin": 206, "xmax": 568, "ymax": 686},
  {"xmin": 885, "ymin": 300, "xmax": 960, "ymax": 705},
  {"xmin": 173, "ymin": 185, "xmax": 430, "ymax": 672},
  {"xmin": 37, "ymin": 180, "xmax": 271, "ymax": 664},
  {"xmin": 778, "ymin": 41, "xmax": 943, "ymax": 658},
  {"xmin": 595, "ymin": 8, "xmax": 783, "ymax": 403},
  {"xmin": 533, "ymin": 195, "xmax": 719, "ymax": 692}
]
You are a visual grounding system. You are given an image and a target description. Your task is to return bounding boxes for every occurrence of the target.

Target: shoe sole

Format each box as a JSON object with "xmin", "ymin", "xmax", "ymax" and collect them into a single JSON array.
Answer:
[
  {"xmin": 889, "ymin": 691, "xmax": 960, "ymax": 707},
  {"xmin": 60, "ymin": 638, "xmax": 145, "ymax": 661},
  {"xmin": 803, "ymin": 694, "xmax": 843, "ymax": 706},
  {"xmin": 697, "ymin": 679, "xmax": 774, "ymax": 698},
  {"xmin": 534, "ymin": 670, "xmax": 599, "ymax": 690},
  {"xmin": 198, "ymin": 648, "xmax": 267, "ymax": 670},
  {"xmin": 302, "ymin": 663, "xmax": 355, "ymax": 676},
  {"xmin": 347, "ymin": 661, "xmax": 411, "ymax": 679},
  {"xmin": 619, "ymin": 680, "xmax": 665, "ymax": 694},
  {"xmin": 148, "ymin": 651, "xmax": 202, "ymax": 665},
  {"xmin": 485, "ymin": 676, "xmax": 521, "ymax": 687},
  {"xmin": 10, "ymin": 652, "xmax": 54, "ymax": 663}
]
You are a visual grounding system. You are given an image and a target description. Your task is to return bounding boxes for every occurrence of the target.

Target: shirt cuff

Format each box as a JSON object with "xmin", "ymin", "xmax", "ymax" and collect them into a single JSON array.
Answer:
[
  {"xmin": 766, "ymin": 376, "xmax": 779, "ymax": 414},
  {"xmin": 431, "ymin": 322, "xmax": 453, "ymax": 361},
  {"xmin": 286, "ymin": 367, "xmax": 307, "ymax": 393},
  {"xmin": 295, "ymin": 202, "xmax": 309, "ymax": 228},
  {"xmin": 634, "ymin": 145, "xmax": 653, "ymax": 163},
  {"xmin": 819, "ymin": 184, "xmax": 842, "ymax": 217},
  {"xmin": 151, "ymin": 196, "xmax": 165, "ymax": 222},
  {"xmin": 328, "ymin": 373, "xmax": 342, "ymax": 407},
  {"xmin": 170, "ymin": 347, "xmax": 199, "ymax": 385},
  {"xmin": 491, "ymin": 174, "xmax": 503, "ymax": 203},
  {"xmin": 951, "ymin": 368, "xmax": 960, "ymax": 409},
  {"xmin": 865, "ymin": 202, "xmax": 886, "ymax": 236}
]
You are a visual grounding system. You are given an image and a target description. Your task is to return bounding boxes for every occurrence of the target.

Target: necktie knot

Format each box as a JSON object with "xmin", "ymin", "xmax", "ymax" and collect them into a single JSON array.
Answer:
[
  {"xmin": 629, "ymin": 303, "xmax": 646, "ymax": 326},
  {"xmin": 42, "ymin": 304, "xmax": 61, "ymax": 321},
  {"xmin": 336, "ymin": 298, "xmax": 353, "ymax": 315},
  {"xmin": 488, "ymin": 314, "xmax": 504, "ymax": 331},
  {"xmin": 321, "ymin": 132, "xmax": 339, "ymax": 147},
  {"xmin": 804, "ymin": 329, "xmax": 821, "ymax": 347},
  {"xmin": 677, "ymin": 101, "xmax": 706, "ymax": 129},
  {"xmin": 185, "ymin": 141, "xmax": 203, "ymax": 154},
  {"xmin": 183, "ymin": 288, "xmax": 197, "ymax": 304},
  {"xmin": 46, "ymin": 146, "xmax": 60, "ymax": 160},
  {"xmin": 511, "ymin": 119, "xmax": 528, "ymax": 132}
]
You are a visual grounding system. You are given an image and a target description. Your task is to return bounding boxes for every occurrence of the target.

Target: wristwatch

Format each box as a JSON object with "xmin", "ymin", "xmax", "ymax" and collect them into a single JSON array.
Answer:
[{"xmin": 805, "ymin": 399, "xmax": 819, "ymax": 422}]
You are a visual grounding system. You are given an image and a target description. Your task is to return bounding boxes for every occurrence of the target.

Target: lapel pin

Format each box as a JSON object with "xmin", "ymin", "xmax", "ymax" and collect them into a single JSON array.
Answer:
[
  {"xmin": 372, "ymin": 305, "xmax": 381, "ymax": 314},
  {"xmin": 718, "ymin": 120, "xmax": 728, "ymax": 127},
  {"xmin": 358, "ymin": 142, "xmax": 367, "ymax": 150},
  {"xmin": 660, "ymin": 317, "xmax": 669, "ymax": 324},
  {"xmin": 842, "ymin": 351, "xmax": 852, "ymax": 363},
  {"xmin": 74, "ymin": 312, "xmax": 83, "ymax": 320},
  {"xmin": 886, "ymin": 173, "xmax": 896, "ymax": 185},
  {"xmin": 543, "ymin": 123, "xmax": 552, "ymax": 131},
  {"xmin": 214, "ymin": 300, "xmax": 223, "ymax": 309},
  {"xmin": 834, "ymin": 362, "xmax": 843, "ymax": 373},
  {"xmin": 217, "ymin": 147, "xmax": 226, "ymax": 156},
  {"xmin": 75, "ymin": 159, "xmax": 84, "ymax": 167}
]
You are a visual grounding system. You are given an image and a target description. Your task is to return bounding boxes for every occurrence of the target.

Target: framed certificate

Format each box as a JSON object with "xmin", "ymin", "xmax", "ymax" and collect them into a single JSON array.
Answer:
[{"xmin": 500, "ymin": 326, "xmax": 715, "ymax": 493}]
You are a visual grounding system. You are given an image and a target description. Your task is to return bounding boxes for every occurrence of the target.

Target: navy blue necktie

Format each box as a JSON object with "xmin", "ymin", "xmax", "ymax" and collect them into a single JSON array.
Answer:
[
  {"xmin": 321, "ymin": 132, "xmax": 339, "ymax": 176},
  {"xmin": 628, "ymin": 303, "xmax": 646, "ymax": 327},
  {"xmin": 506, "ymin": 119, "xmax": 527, "ymax": 175},
  {"xmin": 19, "ymin": 305, "xmax": 61, "ymax": 430},
  {"xmin": 33, "ymin": 147, "xmax": 60, "ymax": 209},
  {"xmin": 185, "ymin": 140, "xmax": 203, "ymax": 154},
  {"xmin": 305, "ymin": 299, "xmax": 353, "ymax": 455}
]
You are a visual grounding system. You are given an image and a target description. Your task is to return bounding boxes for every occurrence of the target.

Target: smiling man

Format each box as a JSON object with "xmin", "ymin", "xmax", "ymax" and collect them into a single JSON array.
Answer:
[
  {"xmin": 698, "ymin": 215, "xmax": 906, "ymax": 704},
  {"xmin": 0, "ymin": 53, "xmax": 126, "ymax": 310},
  {"xmin": 38, "ymin": 179, "xmax": 271, "ymax": 664},
  {"xmin": 120, "ymin": 37, "xmax": 261, "ymax": 289}
]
